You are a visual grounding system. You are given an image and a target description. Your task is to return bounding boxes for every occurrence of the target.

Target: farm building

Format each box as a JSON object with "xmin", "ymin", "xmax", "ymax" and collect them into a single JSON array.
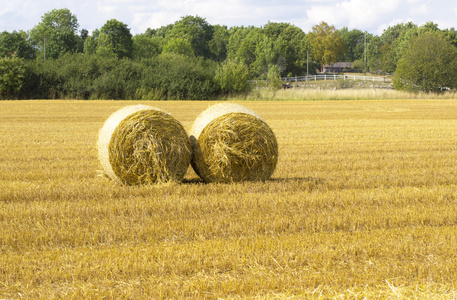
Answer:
[{"xmin": 323, "ymin": 62, "xmax": 353, "ymax": 73}]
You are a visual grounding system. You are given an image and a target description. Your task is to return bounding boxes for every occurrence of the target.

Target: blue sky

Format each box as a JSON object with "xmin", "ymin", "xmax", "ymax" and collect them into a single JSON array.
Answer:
[{"xmin": 1, "ymin": 0, "xmax": 457, "ymax": 35}]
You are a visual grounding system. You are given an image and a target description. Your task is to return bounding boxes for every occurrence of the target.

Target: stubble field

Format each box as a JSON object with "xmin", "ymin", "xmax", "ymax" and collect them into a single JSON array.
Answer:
[{"xmin": 1, "ymin": 99, "xmax": 457, "ymax": 299}]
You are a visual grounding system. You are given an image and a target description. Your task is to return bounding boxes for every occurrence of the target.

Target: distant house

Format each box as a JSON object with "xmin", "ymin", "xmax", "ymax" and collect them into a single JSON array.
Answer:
[{"xmin": 323, "ymin": 62, "xmax": 353, "ymax": 73}]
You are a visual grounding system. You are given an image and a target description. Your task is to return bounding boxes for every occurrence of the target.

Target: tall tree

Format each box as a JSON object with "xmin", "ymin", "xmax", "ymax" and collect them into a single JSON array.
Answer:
[
  {"xmin": 29, "ymin": 8, "xmax": 80, "ymax": 59},
  {"xmin": 165, "ymin": 16, "xmax": 214, "ymax": 58},
  {"xmin": 229, "ymin": 27, "xmax": 263, "ymax": 71},
  {"xmin": 394, "ymin": 32, "xmax": 457, "ymax": 92},
  {"xmin": 307, "ymin": 22, "xmax": 346, "ymax": 70},
  {"xmin": 0, "ymin": 31, "xmax": 37, "ymax": 59},
  {"xmin": 378, "ymin": 22, "xmax": 416, "ymax": 73},
  {"xmin": 252, "ymin": 35, "xmax": 281, "ymax": 77},
  {"xmin": 0, "ymin": 55, "xmax": 25, "ymax": 98},
  {"xmin": 277, "ymin": 25, "xmax": 312, "ymax": 76},
  {"xmin": 339, "ymin": 27, "xmax": 365, "ymax": 62},
  {"xmin": 208, "ymin": 25, "xmax": 230, "ymax": 61},
  {"xmin": 132, "ymin": 34, "xmax": 161, "ymax": 59},
  {"xmin": 98, "ymin": 19, "xmax": 133, "ymax": 59}
]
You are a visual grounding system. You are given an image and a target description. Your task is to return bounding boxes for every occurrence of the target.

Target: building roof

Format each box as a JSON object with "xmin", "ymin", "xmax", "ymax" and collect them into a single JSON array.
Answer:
[{"xmin": 324, "ymin": 62, "xmax": 353, "ymax": 68}]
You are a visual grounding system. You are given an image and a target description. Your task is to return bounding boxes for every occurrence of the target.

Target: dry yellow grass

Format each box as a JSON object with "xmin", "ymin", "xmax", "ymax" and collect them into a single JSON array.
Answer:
[
  {"xmin": 1, "ymin": 99, "xmax": 457, "ymax": 299},
  {"xmin": 247, "ymin": 87, "xmax": 457, "ymax": 101}
]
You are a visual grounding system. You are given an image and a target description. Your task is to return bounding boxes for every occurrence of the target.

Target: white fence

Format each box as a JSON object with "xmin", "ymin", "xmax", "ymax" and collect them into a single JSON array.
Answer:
[{"xmin": 282, "ymin": 74, "xmax": 391, "ymax": 83}]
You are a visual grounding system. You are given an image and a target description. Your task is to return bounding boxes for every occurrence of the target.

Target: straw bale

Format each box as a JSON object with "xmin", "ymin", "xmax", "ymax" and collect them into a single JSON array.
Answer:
[
  {"xmin": 98, "ymin": 105, "xmax": 191, "ymax": 185},
  {"xmin": 190, "ymin": 103, "xmax": 278, "ymax": 182}
]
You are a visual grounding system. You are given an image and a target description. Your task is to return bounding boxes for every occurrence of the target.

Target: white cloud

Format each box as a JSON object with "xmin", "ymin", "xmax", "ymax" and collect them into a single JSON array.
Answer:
[
  {"xmin": 305, "ymin": 0, "xmax": 401, "ymax": 32},
  {"xmin": 1, "ymin": 0, "xmax": 457, "ymax": 35},
  {"xmin": 409, "ymin": 3, "xmax": 428, "ymax": 15}
]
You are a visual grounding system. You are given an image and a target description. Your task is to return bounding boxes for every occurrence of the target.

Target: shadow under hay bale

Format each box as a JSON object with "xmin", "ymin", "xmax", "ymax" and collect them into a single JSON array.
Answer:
[
  {"xmin": 190, "ymin": 103, "xmax": 278, "ymax": 183},
  {"xmin": 98, "ymin": 105, "xmax": 191, "ymax": 185}
]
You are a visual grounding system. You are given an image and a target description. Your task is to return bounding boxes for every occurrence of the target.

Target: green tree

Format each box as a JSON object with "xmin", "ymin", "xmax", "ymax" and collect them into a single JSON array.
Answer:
[
  {"xmin": 98, "ymin": 19, "xmax": 133, "ymax": 59},
  {"xmin": 266, "ymin": 64, "xmax": 282, "ymax": 90},
  {"xmin": 132, "ymin": 34, "xmax": 162, "ymax": 59},
  {"xmin": 208, "ymin": 25, "xmax": 230, "ymax": 61},
  {"xmin": 263, "ymin": 22, "xmax": 290, "ymax": 40},
  {"xmin": 252, "ymin": 35, "xmax": 282, "ymax": 77},
  {"xmin": 165, "ymin": 16, "xmax": 214, "ymax": 58},
  {"xmin": 214, "ymin": 59, "xmax": 250, "ymax": 94},
  {"xmin": 366, "ymin": 35, "xmax": 383, "ymax": 73},
  {"xmin": 162, "ymin": 38, "xmax": 194, "ymax": 56},
  {"xmin": 442, "ymin": 27, "xmax": 457, "ymax": 47},
  {"xmin": 29, "ymin": 8, "xmax": 80, "ymax": 59},
  {"xmin": 394, "ymin": 32, "xmax": 457, "ymax": 92},
  {"xmin": 378, "ymin": 22, "xmax": 417, "ymax": 73},
  {"xmin": 277, "ymin": 24, "xmax": 312, "ymax": 76},
  {"xmin": 77, "ymin": 29, "xmax": 89, "ymax": 53},
  {"xmin": 307, "ymin": 22, "xmax": 346, "ymax": 71},
  {"xmin": 339, "ymin": 27, "xmax": 366, "ymax": 62},
  {"xmin": 0, "ymin": 55, "xmax": 25, "ymax": 98},
  {"xmin": 229, "ymin": 27, "xmax": 263, "ymax": 71},
  {"xmin": 83, "ymin": 29, "xmax": 99, "ymax": 55},
  {"xmin": 0, "ymin": 31, "xmax": 37, "ymax": 59}
]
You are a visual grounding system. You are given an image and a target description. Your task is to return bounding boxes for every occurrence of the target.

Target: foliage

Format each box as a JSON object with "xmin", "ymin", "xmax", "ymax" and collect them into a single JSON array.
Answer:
[
  {"xmin": 228, "ymin": 27, "xmax": 263, "ymax": 72},
  {"xmin": 139, "ymin": 53, "xmax": 219, "ymax": 100},
  {"xmin": 276, "ymin": 24, "xmax": 313, "ymax": 76},
  {"xmin": 266, "ymin": 65, "xmax": 282, "ymax": 90},
  {"xmin": 165, "ymin": 15, "xmax": 214, "ymax": 59},
  {"xmin": 307, "ymin": 22, "xmax": 347, "ymax": 70},
  {"xmin": 29, "ymin": 8, "xmax": 80, "ymax": 59},
  {"xmin": 339, "ymin": 27, "xmax": 365, "ymax": 62},
  {"xmin": 98, "ymin": 19, "xmax": 134, "ymax": 59},
  {"xmin": 0, "ymin": 31, "xmax": 37, "ymax": 59},
  {"xmin": 132, "ymin": 34, "xmax": 162, "ymax": 59},
  {"xmin": 394, "ymin": 32, "xmax": 457, "ymax": 92},
  {"xmin": 0, "ymin": 55, "xmax": 25, "ymax": 99},
  {"xmin": 162, "ymin": 38, "xmax": 195, "ymax": 56},
  {"xmin": 4, "ymin": 8, "xmax": 457, "ymax": 99},
  {"xmin": 208, "ymin": 25, "xmax": 230, "ymax": 61},
  {"xmin": 214, "ymin": 59, "xmax": 250, "ymax": 95}
]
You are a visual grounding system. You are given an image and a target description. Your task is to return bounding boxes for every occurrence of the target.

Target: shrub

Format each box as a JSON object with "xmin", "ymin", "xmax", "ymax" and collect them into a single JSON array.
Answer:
[
  {"xmin": 214, "ymin": 59, "xmax": 251, "ymax": 95},
  {"xmin": 0, "ymin": 55, "xmax": 25, "ymax": 99}
]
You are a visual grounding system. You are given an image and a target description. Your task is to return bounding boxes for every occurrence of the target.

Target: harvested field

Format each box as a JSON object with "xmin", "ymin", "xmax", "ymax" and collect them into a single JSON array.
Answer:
[{"xmin": 1, "ymin": 99, "xmax": 457, "ymax": 298}]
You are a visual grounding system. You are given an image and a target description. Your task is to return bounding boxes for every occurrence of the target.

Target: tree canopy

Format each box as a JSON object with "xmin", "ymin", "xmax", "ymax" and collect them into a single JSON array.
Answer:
[
  {"xmin": 307, "ymin": 22, "xmax": 346, "ymax": 70},
  {"xmin": 393, "ymin": 32, "xmax": 457, "ymax": 92},
  {"xmin": 2, "ymin": 8, "xmax": 457, "ymax": 99},
  {"xmin": 29, "ymin": 8, "xmax": 81, "ymax": 59}
]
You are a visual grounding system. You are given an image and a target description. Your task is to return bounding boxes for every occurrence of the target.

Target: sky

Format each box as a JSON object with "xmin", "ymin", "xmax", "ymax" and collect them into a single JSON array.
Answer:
[{"xmin": 1, "ymin": 0, "xmax": 457, "ymax": 36}]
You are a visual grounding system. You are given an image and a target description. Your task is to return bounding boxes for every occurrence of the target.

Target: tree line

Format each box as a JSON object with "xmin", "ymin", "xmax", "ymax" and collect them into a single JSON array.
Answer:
[{"xmin": 2, "ymin": 8, "xmax": 457, "ymax": 99}]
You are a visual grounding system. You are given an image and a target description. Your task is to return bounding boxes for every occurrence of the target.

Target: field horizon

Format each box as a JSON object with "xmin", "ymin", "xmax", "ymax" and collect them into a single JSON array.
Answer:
[{"xmin": 1, "ymin": 99, "xmax": 457, "ymax": 299}]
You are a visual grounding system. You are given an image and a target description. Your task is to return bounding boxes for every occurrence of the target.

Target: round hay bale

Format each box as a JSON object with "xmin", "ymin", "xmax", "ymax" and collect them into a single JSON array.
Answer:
[
  {"xmin": 98, "ymin": 104, "xmax": 191, "ymax": 185},
  {"xmin": 190, "ymin": 103, "xmax": 278, "ymax": 183}
]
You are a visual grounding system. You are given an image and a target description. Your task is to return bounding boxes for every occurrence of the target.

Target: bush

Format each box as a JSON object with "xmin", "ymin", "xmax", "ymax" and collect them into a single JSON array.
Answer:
[
  {"xmin": 266, "ymin": 65, "xmax": 282, "ymax": 90},
  {"xmin": 17, "ymin": 52, "xmax": 221, "ymax": 100},
  {"xmin": 0, "ymin": 55, "xmax": 25, "ymax": 99},
  {"xmin": 140, "ymin": 53, "xmax": 219, "ymax": 100},
  {"xmin": 214, "ymin": 59, "xmax": 251, "ymax": 95}
]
